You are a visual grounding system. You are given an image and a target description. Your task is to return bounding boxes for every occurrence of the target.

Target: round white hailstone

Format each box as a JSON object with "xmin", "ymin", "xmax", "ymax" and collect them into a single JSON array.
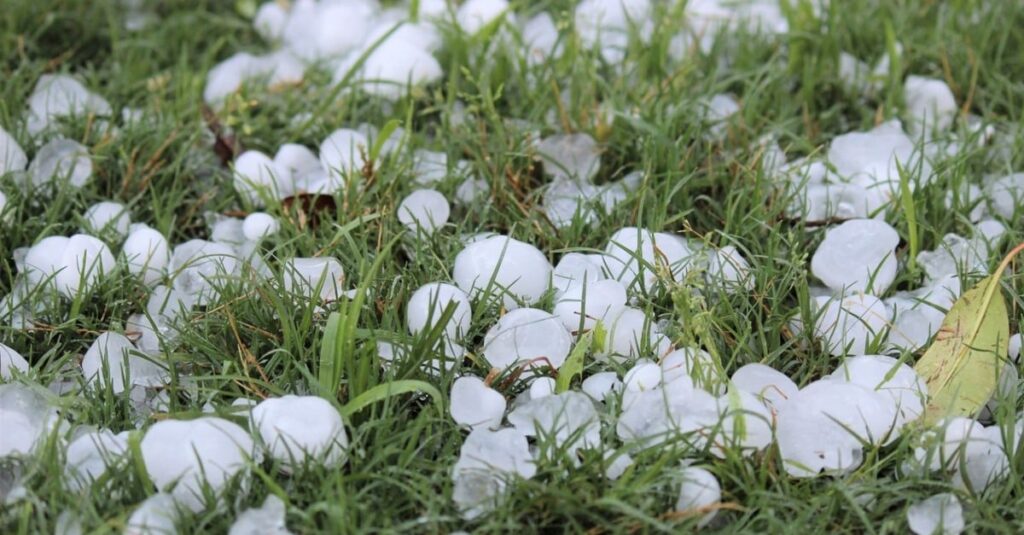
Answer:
[
  {"xmin": 482, "ymin": 308, "xmax": 572, "ymax": 370},
  {"xmin": 984, "ymin": 172, "xmax": 1024, "ymax": 219},
  {"xmin": 904, "ymin": 76, "xmax": 957, "ymax": 135},
  {"xmin": 398, "ymin": 189, "xmax": 450, "ymax": 234},
  {"xmin": 676, "ymin": 466, "xmax": 721, "ymax": 528},
  {"xmin": 455, "ymin": 176, "xmax": 490, "ymax": 204},
  {"xmin": 552, "ymin": 253, "xmax": 606, "ymax": 295},
  {"xmin": 450, "ymin": 376, "xmax": 506, "ymax": 430},
  {"xmin": 234, "ymin": 150, "xmax": 288, "ymax": 204},
  {"xmin": 535, "ymin": 133, "xmax": 601, "ymax": 181},
  {"xmin": 508, "ymin": 391, "xmax": 601, "ymax": 449},
  {"xmin": 553, "ymin": 278, "xmax": 627, "ymax": 333},
  {"xmin": 229, "ymin": 495, "xmax": 290, "ymax": 535},
  {"xmin": 945, "ymin": 184, "xmax": 986, "ymax": 223},
  {"xmin": 203, "ymin": 52, "xmax": 263, "ymax": 104},
  {"xmin": 122, "ymin": 224, "xmax": 171, "ymax": 286},
  {"xmin": 729, "ymin": 363, "xmax": 798, "ymax": 407},
  {"xmin": 579, "ymin": 374, "xmax": 620, "ymax": 405},
  {"xmin": 0, "ymin": 191, "xmax": 8, "ymax": 223},
  {"xmin": 828, "ymin": 120, "xmax": 923, "ymax": 189},
  {"xmin": 909, "ymin": 417, "xmax": 986, "ymax": 473},
  {"xmin": 829, "ymin": 355, "xmax": 927, "ymax": 427},
  {"xmin": 313, "ymin": 2, "xmax": 375, "ymax": 58},
  {"xmin": 27, "ymin": 74, "xmax": 111, "ymax": 135},
  {"xmin": 452, "ymin": 427, "xmax": 535, "ymax": 519},
  {"xmin": 411, "ymin": 150, "xmax": 446, "ymax": 185},
  {"xmin": 273, "ymin": 143, "xmax": 322, "ymax": 183},
  {"xmin": 348, "ymin": 39, "xmax": 444, "ymax": 100},
  {"xmin": 406, "ymin": 282, "xmax": 472, "ymax": 340},
  {"xmin": 528, "ymin": 377, "xmax": 555, "ymax": 400},
  {"xmin": 812, "ymin": 293, "xmax": 892, "ymax": 357},
  {"xmin": 126, "ymin": 493, "xmax": 179, "ymax": 535},
  {"xmin": 715, "ymin": 389, "xmax": 774, "ymax": 453},
  {"xmin": 705, "ymin": 245, "xmax": 754, "ymax": 293},
  {"xmin": 0, "ymin": 383, "xmax": 62, "ymax": 458},
  {"xmin": 453, "ymin": 235, "xmax": 552, "ymax": 309},
  {"xmin": 0, "ymin": 342, "xmax": 29, "ymax": 380},
  {"xmin": 623, "ymin": 362, "xmax": 662, "ymax": 392},
  {"xmin": 704, "ymin": 94, "xmax": 739, "ymax": 135},
  {"xmin": 282, "ymin": 257, "xmax": 346, "ymax": 303},
  {"xmin": 1010, "ymin": 333, "xmax": 1022, "ymax": 363},
  {"xmin": 254, "ymin": 1, "xmax": 288, "ymax": 40},
  {"xmin": 210, "ymin": 216, "xmax": 246, "ymax": 246},
  {"xmin": 319, "ymin": 129, "xmax": 369, "ymax": 182},
  {"xmin": 23, "ymin": 235, "xmax": 70, "ymax": 287},
  {"xmin": 55, "ymin": 234, "xmax": 116, "ymax": 298},
  {"xmin": 521, "ymin": 12, "xmax": 561, "ymax": 64},
  {"xmin": 242, "ymin": 212, "xmax": 279, "ymax": 241},
  {"xmin": 661, "ymin": 347, "xmax": 723, "ymax": 393},
  {"xmin": 140, "ymin": 417, "xmax": 258, "ymax": 512},
  {"xmin": 252, "ymin": 395, "xmax": 348, "ymax": 471},
  {"xmin": 0, "ymin": 126, "xmax": 28, "ymax": 175},
  {"xmin": 82, "ymin": 201, "xmax": 130, "ymax": 238},
  {"xmin": 455, "ymin": 0, "xmax": 510, "ymax": 34},
  {"xmin": 603, "ymin": 227, "xmax": 694, "ymax": 293},
  {"xmin": 602, "ymin": 307, "xmax": 670, "ymax": 361},
  {"xmin": 811, "ymin": 219, "xmax": 900, "ymax": 294},
  {"xmin": 82, "ymin": 332, "xmax": 167, "ymax": 394},
  {"xmin": 170, "ymin": 239, "xmax": 240, "ymax": 305},
  {"xmin": 574, "ymin": 0, "xmax": 651, "ymax": 62},
  {"xmin": 64, "ymin": 429, "xmax": 128, "ymax": 491},
  {"xmin": 907, "ymin": 493, "xmax": 964, "ymax": 535},
  {"xmin": 28, "ymin": 138, "xmax": 92, "ymax": 189},
  {"xmin": 604, "ymin": 451, "xmax": 633, "ymax": 480}
]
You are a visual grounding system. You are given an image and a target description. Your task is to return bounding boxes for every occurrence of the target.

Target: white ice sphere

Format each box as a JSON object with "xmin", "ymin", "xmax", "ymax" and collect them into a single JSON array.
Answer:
[
  {"xmin": 828, "ymin": 120, "xmax": 927, "ymax": 198},
  {"xmin": 662, "ymin": 347, "xmax": 723, "ymax": 393},
  {"xmin": 211, "ymin": 217, "xmax": 245, "ymax": 247},
  {"xmin": 705, "ymin": 245, "xmax": 755, "ymax": 293},
  {"xmin": 229, "ymin": 495, "xmax": 291, "ymax": 535},
  {"xmin": 450, "ymin": 376, "xmax": 506, "ymax": 430},
  {"xmin": 904, "ymin": 76, "xmax": 957, "ymax": 136},
  {"xmin": 27, "ymin": 74, "xmax": 111, "ymax": 135},
  {"xmin": 406, "ymin": 282, "xmax": 472, "ymax": 340},
  {"xmin": 811, "ymin": 219, "xmax": 900, "ymax": 294},
  {"xmin": 528, "ymin": 376, "xmax": 555, "ymax": 400},
  {"xmin": 602, "ymin": 307, "xmax": 670, "ymax": 361},
  {"xmin": 273, "ymin": 144, "xmax": 321, "ymax": 185},
  {"xmin": 521, "ymin": 12, "xmax": 561, "ymax": 64},
  {"xmin": 508, "ymin": 391, "xmax": 600, "ymax": 449},
  {"xmin": 234, "ymin": 150, "xmax": 288, "ymax": 204},
  {"xmin": 319, "ymin": 129, "xmax": 369, "ymax": 183},
  {"xmin": 812, "ymin": 293, "xmax": 892, "ymax": 356},
  {"xmin": 985, "ymin": 173, "xmax": 1024, "ymax": 219},
  {"xmin": 603, "ymin": 227, "xmax": 694, "ymax": 293},
  {"xmin": 141, "ymin": 417, "xmax": 257, "ymax": 512},
  {"xmin": 553, "ymin": 278, "xmax": 627, "ymax": 333},
  {"xmin": 64, "ymin": 429, "xmax": 128, "ymax": 491},
  {"xmin": 455, "ymin": 0, "xmax": 510, "ymax": 34},
  {"xmin": 56, "ymin": 234, "xmax": 116, "ymax": 298},
  {"xmin": 411, "ymin": 150, "xmax": 447, "ymax": 186},
  {"xmin": 1010, "ymin": 333, "xmax": 1022, "ymax": 363},
  {"xmin": 916, "ymin": 233, "xmax": 988, "ymax": 282},
  {"xmin": 452, "ymin": 427, "xmax": 535, "ymax": 519},
  {"xmin": 483, "ymin": 308, "xmax": 572, "ymax": 370},
  {"xmin": 703, "ymin": 94, "xmax": 740, "ymax": 136},
  {"xmin": 170, "ymin": 240, "xmax": 239, "ymax": 305},
  {"xmin": 907, "ymin": 493, "xmax": 964, "ymax": 535},
  {"xmin": 0, "ymin": 126, "xmax": 28, "ymax": 175},
  {"xmin": 282, "ymin": 257, "xmax": 345, "ymax": 303},
  {"xmin": 581, "ymin": 371, "xmax": 621, "ymax": 402},
  {"xmin": 714, "ymin": 389, "xmax": 773, "ymax": 453},
  {"xmin": 575, "ymin": 0, "xmax": 652, "ymax": 63},
  {"xmin": 398, "ymin": 189, "xmax": 450, "ymax": 234},
  {"xmin": 122, "ymin": 225, "xmax": 170, "ymax": 286},
  {"xmin": 455, "ymin": 176, "xmax": 490, "ymax": 204},
  {"xmin": 242, "ymin": 212, "xmax": 279, "ymax": 242},
  {"xmin": 203, "ymin": 52, "xmax": 266, "ymax": 104},
  {"xmin": 453, "ymin": 235, "xmax": 552, "ymax": 309},
  {"xmin": 536, "ymin": 133, "xmax": 600, "ymax": 181},
  {"xmin": 0, "ymin": 342, "xmax": 29, "ymax": 379},
  {"xmin": 254, "ymin": 2, "xmax": 288, "ymax": 40},
  {"xmin": 23, "ymin": 235, "xmax": 70, "ymax": 287},
  {"xmin": 0, "ymin": 383, "xmax": 61, "ymax": 458},
  {"xmin": 27, "ymin": 138, "xmax": 92, "ymax": 189},
  {"xmin": 125, "ymin": 493, "xmax": 179, "ymax": 535},
  {"xmin": 829, "ymin": 355, "xmax": 927, "ymax": 427},
  {"xmin": 82, "ymin": 332, "xmax": 167, "ymax": 394},
  {"xmin": 676, "ymin": 466, "xmax": 721, "ymax": 528},
  {"xmin": 945, "ymin": 184, "xmax": 985, "ymax": 223},
  {"xmin": 730, "ymin": 363, "xmax": 798, "ymax": 407},
  {"xmin": 252, "ymin": 395, "xmax": 348, "ymax": 471},
  {"xmin": 83, "ymin": 201, "xmax": 130, "ymax": 238},
  {"xmin": 623, "ymin": 362, "xmax": 663, "ymax": 392},
  {"xmin": 341, "ymin": 39, "xmax": 444, "ymax": 100},
  {"xmin": 552, "ymin": 253, "xmax": 606, "ymax": 295}
]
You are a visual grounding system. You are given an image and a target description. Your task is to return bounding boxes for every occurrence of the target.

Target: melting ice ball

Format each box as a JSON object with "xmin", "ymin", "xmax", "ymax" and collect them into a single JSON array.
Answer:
[
  {"xmin": 398, "ymin": 189, "xmax": 449, "ymax": 234},
  {"xmin": 482, "ymin": 308, "xmax": 572, "ymax": 370},
  {"xmin": 406, "ymin": 282, "xmax": 472, "ymax": 340},
  {"xmin": 453, "ymin": 235, "xmax": 552, "ymax": 309},
  {"xmin": 252, "ymin": 395, "xmax": 348, "ymax": 471},
  {"xmin": 811, "ymin": 219, "xmax": 899, "ymax": 294}
]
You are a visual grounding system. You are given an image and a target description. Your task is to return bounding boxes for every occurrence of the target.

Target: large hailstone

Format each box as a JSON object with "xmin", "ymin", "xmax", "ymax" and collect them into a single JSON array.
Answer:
[
  {"xmin": 27, "ymin": 138, "xmax": 92, "ymax": 189},
  {"xmin": 907, "ymin": 493, "xmax": 964, "ymax": 535},
  {"xmin": 282, "ymin": 257, "xmax": 346, "ymax": 303},
  {"xmin": 482, "ymin": 308, "xmax": 572, "ymax": 370},
  {"xmin": 338, "ymin": 38, "xmax": 443, "ymax": 100},
  {"xmin": 812, "ymin": 293, "xmax": 892, "ymax": 357},
  {"xmin": 0, "ymin": 342, "xmax": 29, "ymax": 379},
  {"xmin": 452, "ymin": 427, "xmax": 535, "ymax": 519},
  {"xmin": 82, "ymin": 332, "xmax": 168, "ymax": 394},
  {"xmin": 827, "ymin": 120, "xmax": 929, "ymax": 209},
  {"xmin": 984, "ymin": 172, "xmax": 1024, "ymax": 219},
  {"xmin": 63, "ymin": 429, "xmax": 129, "ymax": 491},
  {"xmin": 26, "ymin": 74, "xmax": 111, "ymax": 135},
  {"xmin": 319, "ymin": 128, "xmax": 370, "ymax": 184},
  {"xmin": 452, "ymin": 235, "xmax": 552, "ymax": 309},
  {"xmin": 406, "ymin": 282, "xmax": 472, "ymax": 340},
  {"xmin": 125, "ymin": 493, "xmax": 179, "ymax": 535},
  {"xmin": 603, "ymin": 227, "xmax": 694, "ymax": 294},
  {"xmin": 829, "ymin": 355, "xmax": 927, "ymax": 427},
  {"xmin": 229, "ymin": 495, "xmax": 292, "ymax": 535},
  {"xmin": 0, "ymin": 383, "xmax": 62, "ymax": 458},
  {"xmin": 455, "ymin": 0, "xmax": 510, "ymax": 34},
  {"xmin": 450, "ymin": 376, "xmax": 506, "ymax": 430},
  {"xmin": 552, "ymin": 278, "xmax": 627, "ymax": 333},
  {"xmin": 507, "ymin": 391, "xmax": 600, "ymax": 449},
  {"xmin": 713, "ymin": 389, "xmax": 774, "ymax": 454},
  {"xmin": 82, "ymin": 201, "xmax": 130, "ymax": 238},
  {"xmin": 170, "ymin": 239, "xmax": 240, "ymax": 305},
  {"xmin": 676, "ymin": 466, "xmax": 721, "ymax": 528},
  {"xmin": 41, "ymin": 234, "xmax": 115, "ymax": 298},
  {"xmin": 729, "ymin": 363, "xmax": 798, "ymax": 407},
  {"xmin": 904, "ymin": 76, "xmax": 957, "ymax": 136},
  {"xmin": 535, "ymin": 133, "xmax": 600, "ymax": 181},
  {"xmin": 397, "ymin": 189, "xmax": 450, "ymax": 234},
  {"xmin": 552, "ymin": 252, "xmax": 607, "ymax": 295},
  {"xmin": 233, "ymin": 150, "xmax": 289, "ymax": 204},
  {"xmin": 140, "ymin": 417, "xmax": 258, "ymax": 512},
  {"xmin": 123, "ymin": 224, "xmax": 171, "ymax": 286},
  {"xmin": 251, "ymin": 395, "xmax": 348, "ymax": 471},
  {"xmin": 811, "ymin": 219, "xmax": 900, "ymax": 294},
  {"xmin": 0, "ymin": 126, "xmax": 28, "ymax": 175},
  {"xmin": 601, "ymin": 307, "xmax": 671, "ymax": 361}
]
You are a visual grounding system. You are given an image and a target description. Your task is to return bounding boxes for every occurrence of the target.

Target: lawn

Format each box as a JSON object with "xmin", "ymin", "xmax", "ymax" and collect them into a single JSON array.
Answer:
[{"xmin": 1, "ymin": 0, "xmax": 1024, "ymax": 533}]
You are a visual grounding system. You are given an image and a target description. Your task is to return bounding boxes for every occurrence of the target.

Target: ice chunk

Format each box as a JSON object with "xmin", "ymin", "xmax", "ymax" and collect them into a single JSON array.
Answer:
[
  {"xmin": 521, "ymin": 12, "xmax": 562, "ymax": 64},
  {"xmin": 83, "ymin": 201, "xmax": 130, "ymax": 238},
  {"xmin": 811, "ymin": 219, "xmax": 899, "ymax": 294},
  {"xmin": 55, "ymin": 234, "xmax": 116, "ymax": 298},
  {"xmin": 812, "ymin": 293, "xmax": 892, "ymax": 356},
  {"xmin": 916, "ymin": 233, "xmax": 987, "ymax": 282},
  {"xmin": 536, "ymin": 133, "xmax": 600, "ymax": 181},
  {"xmin": 904, "ymin": 76, "xmax": 957, "ymax": 136},
  {"xmin": 552, "ymin": 253, "xmax": 606, "ymax": 295},
  {"xmin": 730, "ymin": 363, "xmax": 798, "ymax": 407},
  {"xmin": 254, "ymin": 2, "xmax": 288, "ymax": 40},
  {"xmin": 452, "ymin": 427, "xmax": 534, "ymax": 519},
  {"xmin": 398, "ymin": 189, "xmax": 449, "ymax": 234},
  {"xmin": 252, "ymin": 395, "xmax": 348, "ymax": 471},
  {"xmin": 714, "ymin": 389, "xmax": 773, "ymax": 454},
  {"xmin": 27, "ymin": 75, "xmax": 111, "ymax": 135},
  {"xmin": 455, "ymin": 176, "xmax": 489, "ymax": 204},
  {"xmin": 406, "ymin": 282, "xmax": 472, "ymax": 340},
  {"xmin": 623, "ymin": 361, "xmax": 663, "ymax": 392},
  {"xmin": 907, "ymin": 493, "xmax": 964, "ymax": 535},
  {"xmin": 339, "ymin": 39, "xmax": 443, "ymax": 100},
  {"xmin": 0, "ymin": 343, "xmax": 29, "ymax": 380},
  {"xmin": 575, "ymin": 0, "xmax": 652, "ymax": 63},
  {"xmin": 553, "ymin": 278, "xmax": 627, "ymax": 333},
  {"xmin": 229, "ymin": 495, "xmax": 292, "ymax": 535},
  {"xmin": 528, "ymin": 376, "xmax": 555, "ymax": 400},
  {"xmin": 829, "ymin": 355, "xmax": 927, "ymax": 427},
  {"xmin": 0, "ymin": 383, "xmax": 62, "ymax": 458},
  {"xmin": 661, "ymin": 347, "xmax": 724, "ymax": 394},
  {"xmin": 123, "ymin": 225, "xmax": 171, "ymax": 286},
  {"xmin": 482, "ymin": 308, "xmax": 572, "ymax": 370},
  {"xmin": 453, "ymin": 235, "xmax": 552, "ymax": 309},
  {"xmin": 603, "ymin": 227, "xmax": 694, "ymax": 293},
  {"xmin": 319, "ymin": 129, "xmax": 369, "ymax": 183},
  {"xmin": 702, "ymin": 94, "xmax": 740, "ymax": 137},
  {"xmin": 676, "ymin": 466, "xmax": 721, "ymax": 528},
  {"xmin": 984, "ymin": 172, "xmax": 1024, "ymax": 219},
  {"xmin": 140, "ymin": 417, "xmax": 257, "ymax": 511},
  {"xmin": 450, "ymin": 376, "xmax": 506, "ymax": 430},
  {"xmin": 82, "ymin": 332, "xmax": 168, "ymax": 394},
  {"xmin": 63, "ymin": 429, "xmax": 128, "ymax": 491},
  {"xmin": 601, "ymin": 307, "xmax": 670, "ymax": 361},
  {"xmin": 455, "ymin": 0, "xmax": 510, "ymax": 34},
  {"xmin": 242, "ymin": 212, "xmax": 280, "ymax": 241},
  {"xmin": 0, "ymin": 127, "xmax": 28, "ymax": 175},
  {"xmin": 27, "ymin": 138, "xmax": 92, "ymax": 189},
  {"xmin": 282, "ymin": 257, "xmax": 345, "ymax": 303},
  {"xmin": 273, "ymin": 144, "xmax": 321, "ymax": 186},
  {"xmin": 581, "ymin": 371, "xmax": 621, "ymax": 402},
  {"xmin": 508, "ymin": 391, "xmax": 600, "ymax": 449},
  {"xmin": 234, "ymin": 150, "xmax": 289, "ymax": 204},
  {"xmin": 170, "ymin": 240, "xmax": 239, "ymax": 305}
]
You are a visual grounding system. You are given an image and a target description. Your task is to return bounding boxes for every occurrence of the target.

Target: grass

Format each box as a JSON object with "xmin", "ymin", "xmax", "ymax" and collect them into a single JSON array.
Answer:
[{"xmin": 1, "ymin": 0, "xmax": 1024, "ymax": 533}]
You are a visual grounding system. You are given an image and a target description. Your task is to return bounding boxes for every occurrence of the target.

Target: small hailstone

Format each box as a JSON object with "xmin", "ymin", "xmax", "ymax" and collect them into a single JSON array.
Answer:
[
  {"xmin": 574, "ymin": 0, "xmax": 652, "ymax": 62},
  {"xmin": 54, "ymin": 511, "xmax": 83, "ymax": 535},
  {"xmin": 661, "ymin": 348, "xmax": 724, "ymax": 393},
  {"xmin": 509, "ymin": 391, "xmax": 601, "ymax": 450},
  {"xmin": 398, "ymin": 189, "xmax": 450, "ymax": 234},
  {"xmin": 406, "ymin": 283, "xmax": 472, "ymax": 340},
  {"xmin": 273, "ymin": 144, "xmax": 321, "ymax": 185},
  {"xmin": 229, "ymin": 495, "xmax": 292, "ymax": 535},
  {"xmin": 82, "ymin": 332, "xmax": 167, "ymax": 394},
  {"xmin": 452, "ymin": 427, "xmax": 535, "ymax": 519},
  {"xmin": 170, "ymin": 240, "xmax": 240, "ymax": 305},
  {"xmin": 623, "ymin": 362, "xmax": 663, "ymax": 392},
  {"xmin": 553, "ymin": 278, "xmax": 627, "ymax": 333},
  {"xmin": 282, "ymin": 257, "xmax": 345, "ymax": 303},
  {"xmin": 252, "ymin": 395, "xmax": 348, "ymax": 471},
  {"xmin": 0, "ymin": 343, "xmax": 29, "ymax": 379},
  {"xmin": 26, "ymin": 74, "xmax": 111, "ymax": 135},
  {"xmin": 714, "ymin": 389, "xmax": 773, "ymax": 453},
  {"xmin": 63, "ymin": 429, "xmax": 128, "ymax": 491},
  {"xmin": 676, "ymin": 466, "xmax": 721, "ymax": 528},
  {"xmin": 455, "ymin": 176, "xmax": 489, "ymax": 204},
  {"xmin": 703, "ymin": 94, "xmax": 740, "ymax": 137},
  {"xmin": 452, "ymin": 235, "xmax": 552, "ymax": 309},
  {"xmin": 140, "ymin": 417, "xmax": 257, "ymax": 512},
  {"xmin": 210, "ymin": 216, "xmax": 246, "ymax": 247},
  {"xmin": 604, "ymin": 451, "xmax": 633, "ymax": 480},
  {"xmin": 552, "ymin": 253, "xmax": 607, "ymax": 295},
  {"xmin": 812, "ymin": 293, "xmax": 892, "ymax": 357},
  {"xmin": 984, "ymin": 172, "xmax": 1024, "ymax": 219},
  {"xmin": 829, "ymin": 355, "xmax": 927, "ymax": 427},
  {"xmin": 319, "ymin": 129, "xmax": 369, "ymax": 182},
  {"xmin": 528, "ymin": 377, "xmax": 555, "ymax": 400},
  {"xmin": 521, "ymin": 12, "xmax": 561, "ymax": 64},
  {"xmin": 0, "ymin": 126, "xmax": 28, "ymax": 175},
  {"xmin": 55, "ymin": 234, "xmax": 116, "ymax": 298},
  {"xmin": 811, "ymin": 219, "xmax": 900, "ymax": 294},
  {"xmin": 581, "ymin": 371, "xmax": 621, "ymax": 402},
  {"xmin": 1010, "ymin": 333, "xmax": 1022, "ymax": 363},
  {"xmin": 340, "ymin": 38, "xmax": 444, "ymax": 100},
  {"xmin": 535, "ymin": 133, "xmax": 600, "ymax": 181},
  {"xmin": 482, "ymin": 308, "xmax": 572, "ymax": 370},
  {"xmin": 254, "ymin": 2, "xmax": 288, "ymax": 40},
  {"xmin": 828, "ymin": 120, "xmax": 927, "ymax": 199},
  {"xmin": 916, "ymin": 234, "xmax": 988, "ymax": 282},
  {"xmin": 125, "ymin": 493, "xmax": 179, "ymax": 535},
  {"xmin": 0, "ymin": 383, "xmax": 62, "ymax": 458},
  {"xmin": 83, "ymin": 201, "xmax": 130, "ymax": 238},
  {"xmin": 904, "ymin": 76, "xmax": 957, "ymax": 136},
  {"xmin": 122, "ymin": 224, "xmax": 171, "ymax": 286},
  {"xmin": 944, "ymin": 184, "xmax": 986, "ymax": 223},
  {"xmin": 27, "ymin": 138, "xmax": 92, "ymax": 189},
  {"xmin": 601, "ymin": 307, "xmax": 670, "ymax": 361},
  {"xmin": 705, "ymin": 245, "xmax": 754, "ymax": 293},
  {"xmin": 603, "ymin": 227, "xmax": 694, "ymax": 293},
  {"xmin": 730, "ymin": 363, "xmax": 798, "ymax": 407},
  {"xmin": 234, "ymin": 150, "xmax": 289, "ymax": 205},
  {"xmin": 455, "ymin": 0, "xmax": 510, "ymax": 34},
  {"xmin": 907, "ymin": 493, "xmax": 964, "ymax": 535},
  {"xmin": 411, "ymin": 150, "xmax": 448, "ymax": 185},
  {"xmin": 450, "ymin": 376, "xmax": 506, "ymax": 430},
  {"xmin": 242, "ymin": 212, "xmax": 279, "ymax": 241}
]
